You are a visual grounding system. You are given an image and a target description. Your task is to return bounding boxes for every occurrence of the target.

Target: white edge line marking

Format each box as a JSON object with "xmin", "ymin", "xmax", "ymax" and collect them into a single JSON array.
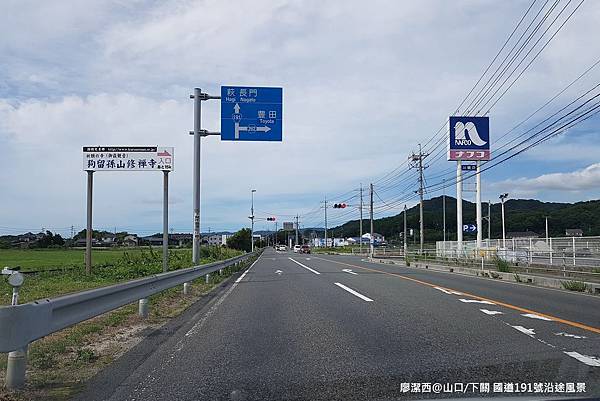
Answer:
[
  {"xmin": 234, "ymin": 254, "xmax": 261, "ymax": 283},
  {"xmin": 480, "ymin": 309, "xmax": 503, "ymax": 315},
  {"xmin": 288, "ymin": 257, "xmax": 321, "ymax": 275},
  {"xmin": 564, "ymin": 351, "xmax": 600, "ymax": 367},
  {"xmin": 334, "ymin": 282, "xmax": 373, "ymax": 302},
  {"xmin": 522, "ymin": 313, "xmax": 554, "ymax": 321},
  {"xmin": 459, "ymin": 298, "xmax": 495, "ymax": 305}
]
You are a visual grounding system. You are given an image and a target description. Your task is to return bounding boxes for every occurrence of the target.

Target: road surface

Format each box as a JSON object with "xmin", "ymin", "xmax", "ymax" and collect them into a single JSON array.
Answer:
[{"xmin": 76, "ymin": 248, "xmax": 600, "ymax": 400}]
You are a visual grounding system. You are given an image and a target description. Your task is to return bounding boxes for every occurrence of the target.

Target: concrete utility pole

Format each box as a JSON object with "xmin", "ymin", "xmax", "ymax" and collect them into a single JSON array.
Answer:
[
  {"xmin": 295, "ymin": 214, "xmax": 299, "ymax": 246},
  {"xmin": 370, "ymin": 183, "xmax": 374, "ymax": 258},
  {"xmin": 250, "ymin": 189, "xmax": 256, "ymax": 252},
  {"xmin": 499, "ymin": 193, "xmax": 509, "ymax": 248},
  {"xmin": 322, "ymin": 197, "xmax": 328, "ymax": 247},
  {"xmin": 192, "ymin": 88, "xmax": 202, "ymax": 264},
  {"xmin": 409, "ymin": 144, "xmax": 429, "ymax": 254},
  {"xmin": 403, "ymin": 204, "xmax": 407, "ymax": 256},
  {"xmin": 359, "ymin": 184, "xmax": 363, "ymax": 255}
]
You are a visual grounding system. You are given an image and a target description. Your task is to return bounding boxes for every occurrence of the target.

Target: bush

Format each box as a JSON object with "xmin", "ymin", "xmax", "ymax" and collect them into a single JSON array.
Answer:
[
  {"xmin": 494, "ymin": 258, "xmax": 511, "ymax": 273},
  {"xmin": 561, "ymin": 280, "xmax": 588, "ymax": 292}
]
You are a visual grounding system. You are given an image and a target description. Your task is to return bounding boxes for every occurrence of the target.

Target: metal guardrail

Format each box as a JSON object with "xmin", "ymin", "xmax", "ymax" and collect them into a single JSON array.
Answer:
[{"xmin": 0, "ymin": 252, "xmax": 257, "ymax": 354}]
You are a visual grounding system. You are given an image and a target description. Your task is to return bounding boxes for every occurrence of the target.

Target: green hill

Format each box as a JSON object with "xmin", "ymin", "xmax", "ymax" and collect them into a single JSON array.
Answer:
[{"xmin": 328, "ymin": 197, "xmax": 600, "ymax": 244}]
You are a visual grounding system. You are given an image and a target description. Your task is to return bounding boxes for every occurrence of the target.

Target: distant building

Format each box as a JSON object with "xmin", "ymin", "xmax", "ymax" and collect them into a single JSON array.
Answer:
[
  {"xmin": 506, "ymin": 231, "xmax": 539, "ymax": 239},
  {"xmin": 565, "ymin": 229, "xmax": 583, "ymax": 237},
  {"xmin": 207, "ymin": 234, "xmax": 231, "ymax": 247}
]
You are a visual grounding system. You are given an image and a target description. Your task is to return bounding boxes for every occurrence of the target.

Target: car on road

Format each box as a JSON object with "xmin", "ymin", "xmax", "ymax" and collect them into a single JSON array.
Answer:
[
  {"xmin": 276, "ymin": 245, "xmax": 286, "ymax": 251},
  {"xmin": 300, "ymin": 245, "xmax": 311, "ymax": 254},
  {"xmin": 293, "ymin": 245, "xmax": 301, "ymax": 253}
]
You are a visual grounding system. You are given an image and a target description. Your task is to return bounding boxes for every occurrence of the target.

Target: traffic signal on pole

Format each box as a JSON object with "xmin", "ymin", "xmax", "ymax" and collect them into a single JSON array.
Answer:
[
  {"xmin": 266, "ymin": 217, "xmax": 276, "ymax": 221},
  {"xmin": 333, "ymin": 203, "xmax": 347, "ymax": 209}
]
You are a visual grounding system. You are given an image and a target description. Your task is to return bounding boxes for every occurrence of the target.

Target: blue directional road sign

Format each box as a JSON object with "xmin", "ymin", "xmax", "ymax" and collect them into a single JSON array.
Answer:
[
  {"xmin": 463, "ymin": 224, "xmax": 477, "ymax": 233},
  {"xmin": 221, "ymin": 86, "xmax": 282, "ymax": 141}
]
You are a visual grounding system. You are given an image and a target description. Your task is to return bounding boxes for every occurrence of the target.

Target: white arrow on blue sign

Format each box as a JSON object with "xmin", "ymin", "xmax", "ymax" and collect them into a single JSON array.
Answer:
[
  {"xmin": 220, "ymin": 86, "xmax": 283, "ymax": 141},
  {"xmin": 463, "ymin": 224, "xmax": 477, "ymax": 233}
]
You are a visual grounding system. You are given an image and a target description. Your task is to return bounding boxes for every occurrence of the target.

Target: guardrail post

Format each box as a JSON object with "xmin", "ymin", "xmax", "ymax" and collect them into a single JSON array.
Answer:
[
  {"xmin": 183, "ymin": 282, "xmax": 190, "ymax": 295},
  {"xmin": 138, "ymin": 298, "xmax": 149, "ymax": 318},
  {"xmin": 5, "ymin": 345, "xmax": 28, "ymax": 389},
  {"xmin": 205, "ymin": 274, "xmax": 210, "ymax": 284},
  {"xmin": 219, "ymin": 268, "xmax": 223, "ymax": 275}
]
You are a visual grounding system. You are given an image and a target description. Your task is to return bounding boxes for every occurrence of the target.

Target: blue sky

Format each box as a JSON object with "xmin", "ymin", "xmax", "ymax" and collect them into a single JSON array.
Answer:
[{"xmin": 1, "ymin": 0, "xmax": 599, "ymax": 237}]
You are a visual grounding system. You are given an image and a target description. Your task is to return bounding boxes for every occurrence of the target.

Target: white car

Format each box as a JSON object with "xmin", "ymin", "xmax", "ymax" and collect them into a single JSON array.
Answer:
[
  {"xmin": 293, "ymin": 245, "xmax": 301, "ymax": 253},
  {"xmin": 276, "ymin": 245, "xmax": 286, "ymax": 251}
]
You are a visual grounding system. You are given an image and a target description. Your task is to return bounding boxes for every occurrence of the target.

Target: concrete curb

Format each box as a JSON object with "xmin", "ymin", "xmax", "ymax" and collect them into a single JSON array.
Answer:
[{"xmin": 370, "ymin": 258, "xmax": 600, "ymax": 295}]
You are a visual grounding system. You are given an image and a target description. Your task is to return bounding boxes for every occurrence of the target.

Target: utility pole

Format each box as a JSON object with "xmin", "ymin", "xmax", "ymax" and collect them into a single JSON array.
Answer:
[
  {"xmin": 321, "ymin": 197, "xmax": 328, "ymax": 248},
  {"xmin": 486, "ymin": 200, "xmax": 491, "ymax": 241},
  {"xmin": 499, "ymin": 193, "xmax": 509, "ymax": 248},
  {"xmin": 403, "ymin": 204, "xmax": 407, "ymax": 256},
  {"xmin": 370, "ymin": 183, "xmax": 374, "ymax": 258},
  {"xmin": 409, "ymin": 144, "xmax": 429, "ymax": 254},
  {"xmin": 545, "ymin": 216, "xmax": 549, "ymax": 243},
  {"xmin": 250, "ymin": 189, "xmax": 256, "ymax": 252},
  {"xmin": 359, "ymin": 184, "xmax": 363, "ymax": 255},
  {"xmin": 295, "ymin": 214, "xmax": 299, "ymax": 246}
]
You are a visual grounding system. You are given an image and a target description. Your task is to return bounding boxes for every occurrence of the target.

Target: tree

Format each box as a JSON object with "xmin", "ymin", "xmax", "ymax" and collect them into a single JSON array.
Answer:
[{"xmin": 227, "ymin": 228, "xmax": 252, "ymax": 252}]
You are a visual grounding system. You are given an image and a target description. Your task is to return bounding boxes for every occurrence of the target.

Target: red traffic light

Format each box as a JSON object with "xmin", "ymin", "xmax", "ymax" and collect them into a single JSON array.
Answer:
[
  {"xmin": 333, "ymin": 203, "xmax": 347, "ymax": 209},
  {"xmin": 266, "ymin": 217, "xmax": 276, "ymax": 221}
]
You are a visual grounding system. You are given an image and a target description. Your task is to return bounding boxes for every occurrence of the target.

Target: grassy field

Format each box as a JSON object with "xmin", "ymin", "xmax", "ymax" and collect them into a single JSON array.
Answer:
[
  {"xmin": 0, "ymin": 247, "xmax": 242, "ymax": 305},
  {"xmin": 0, "ymin": 247, "xmax": 188, "ymax": 272}
]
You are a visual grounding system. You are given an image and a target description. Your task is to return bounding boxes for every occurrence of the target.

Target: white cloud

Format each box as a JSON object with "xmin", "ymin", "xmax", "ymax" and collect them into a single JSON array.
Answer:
[{"xmin": 494, "ymin": 163, "xmax": 600, "ymax": 196}]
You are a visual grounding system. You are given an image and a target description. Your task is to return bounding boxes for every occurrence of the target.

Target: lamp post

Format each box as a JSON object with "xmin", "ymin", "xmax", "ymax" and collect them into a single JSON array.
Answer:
[{"xmin": 499, "ymin": 193, "xmax": 509, "ymax": 248}]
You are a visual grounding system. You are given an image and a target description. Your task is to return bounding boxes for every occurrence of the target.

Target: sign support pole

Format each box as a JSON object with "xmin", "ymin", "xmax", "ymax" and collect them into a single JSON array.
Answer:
[
  {"xmin": 456, "ymin": 161, "xmax": 463, "ymax": 255},
  {"xmin": 192, "ymin": 88, "xmax": 202, "ymax": 265},
  {"xmin": 476, "ymin": 160, "xmax": 482, "ymax": 250},
  {"xmin": 163, "ymin": 170, "xmax": 169, "ymax": 272},
  {"xmin": 85, "ymin": 170, "xmax": 94, "ymax": 274}
]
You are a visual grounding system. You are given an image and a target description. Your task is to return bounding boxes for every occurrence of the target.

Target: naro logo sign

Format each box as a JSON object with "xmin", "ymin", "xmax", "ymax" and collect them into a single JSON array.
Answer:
[
  {"xmin": 448, "ymin": 116, "xmax": 490, "ymax": 161},
  {"xmin": 454, "ymin": 121, "xmax": 487, "ymax": 146}
]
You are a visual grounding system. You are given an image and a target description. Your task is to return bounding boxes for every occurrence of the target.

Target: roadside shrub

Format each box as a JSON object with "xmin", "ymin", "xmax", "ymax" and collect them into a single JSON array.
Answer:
[
  {"xmin": 561, "ymin": 280, "xmax": 588, "ymax": 292},
  {"xmin": 76, "ymin": 348, "xmax": 97, "ymax": 363},
  {"xmin": 494, "ymin": 258, "xmax": 511, "ymax": 273}
]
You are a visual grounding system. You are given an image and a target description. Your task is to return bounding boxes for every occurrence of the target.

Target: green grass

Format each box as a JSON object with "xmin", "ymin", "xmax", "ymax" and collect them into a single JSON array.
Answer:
[
  {"xmin": 561, "ymin": 280, "xmax": 588, "ymax": 292},
  {"xmin": 0, "ymin": 247, "xmax": 194, "ymax": 272},
  {"xmin": 494, "ymin": 257, "xmax": 512, "ymax": 273},
  {"xmin": 0, "ymin": 247, "xmax": 242, "ymax": 305}
]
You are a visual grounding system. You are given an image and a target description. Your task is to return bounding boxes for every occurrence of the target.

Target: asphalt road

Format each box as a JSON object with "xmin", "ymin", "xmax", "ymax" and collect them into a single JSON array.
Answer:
[{"xmin": 76, "ymin": 248, "xmax": 600, "ymax": 400}]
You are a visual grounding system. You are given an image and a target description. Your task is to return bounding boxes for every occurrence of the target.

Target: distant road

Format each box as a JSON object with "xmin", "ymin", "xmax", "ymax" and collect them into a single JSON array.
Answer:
[{"xmin": 76, "ymin": 248, "xmax": 600, "ymax": 401}]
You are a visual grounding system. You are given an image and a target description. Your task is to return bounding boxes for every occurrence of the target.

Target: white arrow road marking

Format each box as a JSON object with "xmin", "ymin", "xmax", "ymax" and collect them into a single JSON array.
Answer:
[
  {"xmin": 459, "ymin": 299, "xmax": 495, "ymax": 305},
  {"xmin": 334, "ymin": 282, "xmax": 373, "ymax": 302},
  {"xmin": 305, "ymin": 258, "xmax": 311, "ymax": 260},
  {"xmin": 512, "ymin": 325, "xmax": 536, "ymax": 336},
  {"xmin": 275, "ymin": 270, "xmax": 282, "ymax": 275},
  {"xmin": 480, "ymin": 309, "xmax": 503, "ymax": 315},
  {"xmin": 522, "ymin": 313, "xmax": 554, "ymax": 321},
  {"xmin": 555, "ymin": 332, "xmax": 587, "ymax": 339},
  {"xmin": 564, "ymin": 352, "xmax": 600, "ymax": 367},
  {"xmin": 342, "ymin": 269, "xmax": 358, "ymax": 275},
  {"xmin": 434, "ymin": 287, "xmax": 462, "ymax": 295},
  {"xmin": 288, "ymin": 257, "xmax": 320, "ymax": 275}
]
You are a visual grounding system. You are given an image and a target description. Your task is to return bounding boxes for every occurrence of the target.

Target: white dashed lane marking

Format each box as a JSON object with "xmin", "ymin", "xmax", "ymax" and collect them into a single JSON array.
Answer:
[
  {"xmin": 563, "ymin": 352, "xmax": 600, "ymax": 367},
  {"xmin": 522, "ymin": 313, "xmax": 554, "ymax": 321},
  {"xmin": 480, "ymin": 309, "xmax": 503, "ymax": 315},
  {"xmin": 459, "ymin": 299, "xmax": 495, "ymax": 305}
]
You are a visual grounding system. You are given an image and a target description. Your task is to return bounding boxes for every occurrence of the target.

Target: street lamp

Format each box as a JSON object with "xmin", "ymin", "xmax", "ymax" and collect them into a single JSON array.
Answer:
[
  {"xmin": 499, "ymin": 193, "xmax": 509, "ymax": 248},
  {"xmin": 250, "ymin": 189, "xmax": 256, "ymax": 252}
]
